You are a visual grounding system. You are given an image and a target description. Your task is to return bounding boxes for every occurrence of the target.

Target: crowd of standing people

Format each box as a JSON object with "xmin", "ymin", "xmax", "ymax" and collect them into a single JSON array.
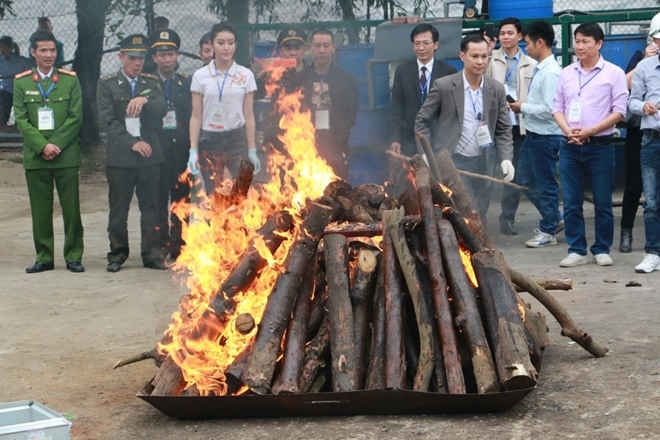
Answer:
[{"xmin": 11, "ymin": 12, "xmax": 660, "ymax": 275}]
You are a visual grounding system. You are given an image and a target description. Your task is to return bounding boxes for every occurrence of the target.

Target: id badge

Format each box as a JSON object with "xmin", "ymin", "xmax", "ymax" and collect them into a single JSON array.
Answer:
[
  {"xmin": 162, "ymin": 109, "xmax": 177, "ymax": 130},
  {"xmin": 315, "ymin": 109, "xmax": 330, "ymax": 130},
  {"xmin": 568, "ymin": 100, "xmax": 582, "ymax": 124},
  {"xmin": 38, "ymin": 106, "xmax": 55, "ymax": 131},
  {"xmin": 476, "ymin": 123, "xmax": 493, "ymax": 148},
  {"xmin": 125, "ymin": 116, "xmax": 141, "ymax": 137}
]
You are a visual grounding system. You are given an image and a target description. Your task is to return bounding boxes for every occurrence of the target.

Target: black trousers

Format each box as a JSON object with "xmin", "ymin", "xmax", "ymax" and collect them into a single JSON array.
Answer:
[
  {"xmin": 621, "ymin": 125, "xmax": 643, "ymax": 230},
  {"xmin": 500, "ymin": 125, "xmax": 523, "ymax": 223},
  {"xmin": 199, "ymin": 128, "xmax": 247, "ymax": 194},
  {"xmin": 106, "ymin": 165, "xmax": 163, "ymax": 265},
  {"xmin": 158, "ymin": 148, "xmax": 189, "ymax": 257}
]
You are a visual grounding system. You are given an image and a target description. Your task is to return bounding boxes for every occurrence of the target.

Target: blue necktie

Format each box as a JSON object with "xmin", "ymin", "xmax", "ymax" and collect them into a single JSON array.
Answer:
[{"xmin": 129, "ymin": 78, "xmax": 137, "ymax": 97}]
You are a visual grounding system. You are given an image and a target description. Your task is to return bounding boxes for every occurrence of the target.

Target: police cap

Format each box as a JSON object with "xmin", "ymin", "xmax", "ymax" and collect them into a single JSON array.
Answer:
[
  {"xmin": 277, "ymin": 28, "xmax": 306, "ymax": 47},
  {"xmin": 120, "ymin": 33, "xmax": 148, "ymax": 57},
  {"xmin": 151, "ymin": 29, "xmax": 181, "ymax": 51}
]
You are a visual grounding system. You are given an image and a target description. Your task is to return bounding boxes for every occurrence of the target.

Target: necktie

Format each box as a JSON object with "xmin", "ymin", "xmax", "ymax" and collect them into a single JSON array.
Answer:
[
  {"xmin": 419, "ymin": 66, "xmax": 428, "ymax": 102},
  {"xmin": 129, "ymin": 78, "xmax": 137, "ymax": 97}
]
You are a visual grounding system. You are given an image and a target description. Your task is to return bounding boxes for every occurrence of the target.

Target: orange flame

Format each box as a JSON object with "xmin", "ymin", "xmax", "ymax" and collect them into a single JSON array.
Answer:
[
  {"xmin": 459, "ymin": 246, "xmax": 479, "ymax": 288},
  {"xmin": 158, "ymin": 63, "xmax": 336, "ymax": 396}
]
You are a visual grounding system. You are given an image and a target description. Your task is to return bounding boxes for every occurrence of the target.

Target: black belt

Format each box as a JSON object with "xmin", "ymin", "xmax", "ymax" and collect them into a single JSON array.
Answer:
[{"xmin": 642, "ymin": 129, "xmax": 660, "ymax": 138}]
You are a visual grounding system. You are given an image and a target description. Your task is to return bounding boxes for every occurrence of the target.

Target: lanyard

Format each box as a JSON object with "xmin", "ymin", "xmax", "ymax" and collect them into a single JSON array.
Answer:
[
  {"xmin": 37, "ymin": 81, "xmax": 55, "ymax": 103},
  {"xmin": 212, "ymin": 63, "xmax": 230, "ymax": 103},
  {"xmin": 577, "ymin": 68, "xmax": 602, "ymax": 97},
  {"xmin": 163, "ymin": 78, "xmax": 172, "ymax": 106},
  {"xmin": 468, "ymin": 87, "xmax": 482, "ymax": 121}
]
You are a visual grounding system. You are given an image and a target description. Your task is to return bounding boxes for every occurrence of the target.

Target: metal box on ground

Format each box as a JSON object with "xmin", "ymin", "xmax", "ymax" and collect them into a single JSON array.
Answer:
[{"xmin": 0, "ymin": 401, "xmax": 71, "ymax": 440}]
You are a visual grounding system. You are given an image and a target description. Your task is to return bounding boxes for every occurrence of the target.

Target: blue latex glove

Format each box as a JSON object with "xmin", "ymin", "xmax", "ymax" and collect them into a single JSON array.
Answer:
[
  {"xmin": 248, "ymin": 148, "xmax": 261, "ymax": 174},
  {"xmin": 187, "ymin": 148, "xmax": 200, "ymax": 175}
]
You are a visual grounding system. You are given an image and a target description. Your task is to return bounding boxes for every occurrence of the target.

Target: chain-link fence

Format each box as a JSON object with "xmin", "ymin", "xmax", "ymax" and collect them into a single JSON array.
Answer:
[{"xmin": 0, "ymin": 0, "xmax": 657, "ymax": 78}]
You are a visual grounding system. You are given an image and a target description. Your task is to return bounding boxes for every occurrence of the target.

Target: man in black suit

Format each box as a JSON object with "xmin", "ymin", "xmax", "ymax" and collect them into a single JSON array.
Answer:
[{"xmin": 390, "ymin": 23, "xmax": 457, "ymax": 157}]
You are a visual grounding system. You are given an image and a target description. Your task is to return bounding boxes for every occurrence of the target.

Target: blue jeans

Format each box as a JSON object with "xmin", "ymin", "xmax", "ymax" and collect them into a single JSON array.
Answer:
[
  {"xmin": 516, "ymin": 132, "xmax": 563, "ymax": 234},
  {"xmin": 640, "ymin": 134, "xmax": 660, "ymax": 256},
  {"xmin": 453, "ymin": 148, "xmax": 498, "ymax": 222},
  {"xmin": 559, "ymin": 141, "xmax": 615, "ymax": 256}
]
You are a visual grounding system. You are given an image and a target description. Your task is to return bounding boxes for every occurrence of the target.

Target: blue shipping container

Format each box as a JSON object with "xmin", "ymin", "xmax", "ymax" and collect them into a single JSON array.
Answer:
[{"xmin": 489, "ymin": 0, "xmax": 553, "ymax": 20}]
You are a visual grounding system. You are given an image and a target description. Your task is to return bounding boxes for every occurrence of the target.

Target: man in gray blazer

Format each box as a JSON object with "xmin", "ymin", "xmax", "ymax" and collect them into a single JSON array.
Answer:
[{"xmin": 415, "ymin": 33, "xmax": 514, "ymax": 222}]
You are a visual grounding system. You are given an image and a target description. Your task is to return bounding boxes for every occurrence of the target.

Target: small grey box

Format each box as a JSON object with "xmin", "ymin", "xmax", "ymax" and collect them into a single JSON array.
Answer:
[{"xmin": 0, "ymin": 401, "xmax": 71, "ymax": 440}]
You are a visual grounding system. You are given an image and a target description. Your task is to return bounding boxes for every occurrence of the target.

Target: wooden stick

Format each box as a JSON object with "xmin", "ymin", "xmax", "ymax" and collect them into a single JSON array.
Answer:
[
  {"xmin": 387, "ymin": 148, "xmax": 528, "ymax": 191},
  {"xmin": 515, "ymin": 278, "xmax": 573, "ymax": 292},
  {"xmin": 387, "ymin": 207, "xmax": 436, "ymax": 392},
  {"xmin": 324, "ymin": 233, "xmax": 358, "ymax": 392},
  {"xmin": 415, "ymin": 166, "xmax": 466, "ymax": 394},
  {"xmin": 113, "ymin": 347, "xmax": 161, "ymax": 369},
  {"xmin": 437, "ymin": 218, "xmax": 499, "ymax": 394},
  {"xmin": 381, "ymin": 209, "xmax": 407, "ymax": 389}
]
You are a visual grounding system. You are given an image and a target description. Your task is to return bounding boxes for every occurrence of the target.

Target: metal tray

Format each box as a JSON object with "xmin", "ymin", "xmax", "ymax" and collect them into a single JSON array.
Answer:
[{"xmin": 138, "ymin": 386, "xmax": 535, "ymax": 419}]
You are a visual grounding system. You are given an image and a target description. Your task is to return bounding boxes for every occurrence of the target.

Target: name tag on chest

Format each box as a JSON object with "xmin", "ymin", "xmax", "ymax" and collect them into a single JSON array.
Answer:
[
  {"xmin": 315, "ymin": 109, "xmax": 330, "ymax": 130},
  {"xmin": 476, "ymin": 123, "xmax": 493, "ymax": 147},
  {"xmin": 38, "ymin": 106, "xmax": 55, "ymax": 131},
  {"xmin": 162, "ymin": 109, "xmax": 177, "ymax": 130}
]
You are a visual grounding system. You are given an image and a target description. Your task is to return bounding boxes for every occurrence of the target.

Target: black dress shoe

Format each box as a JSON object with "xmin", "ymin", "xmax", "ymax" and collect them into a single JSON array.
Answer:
[
  {"xmin": 66, "ymin": 261, "xmax": 85, "ymax": 273},
  {"xmin": 500, "ymin": 219, "xmax": 518, "ymax": 236},
  {"xmin": 619, "ymin": 228, "xmax": 633, "ymax": 253},
  {"xmin": 106, "ymin": 261, "xmax": 122, "ymax": 273},
  {"xmin": 25, "ymin": 261, "xmax": 54, "ymax": 273},
  {"xmin": 144, "ymin": 260, "xmax": 167, "ymax": 270}
]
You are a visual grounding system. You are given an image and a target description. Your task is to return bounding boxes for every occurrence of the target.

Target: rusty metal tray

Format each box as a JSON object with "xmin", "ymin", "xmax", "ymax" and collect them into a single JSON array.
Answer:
[{"xmin": 138, "ymin": 386, "xmax": 535, "ymax": 419}]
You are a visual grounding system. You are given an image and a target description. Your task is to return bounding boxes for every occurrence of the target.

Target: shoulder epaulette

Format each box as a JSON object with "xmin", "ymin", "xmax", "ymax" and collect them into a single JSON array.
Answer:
[
  {"xmin": 176, "ymin": 72, "xmax": 189, "ymax": 79},
  {"xmin": 14, "ymin": 69, "xmax": 32, "ymax": 79},
  {"xmin": 99, "ymin": 73, "xmax": 114, "ymax": 81},
  {"xmin": 57, "ymin": 68, "xmax": 76, "ymax": 76},
  {"xmin": 140, "ymin": 73, "xmax": 158, "ymax": 80}
]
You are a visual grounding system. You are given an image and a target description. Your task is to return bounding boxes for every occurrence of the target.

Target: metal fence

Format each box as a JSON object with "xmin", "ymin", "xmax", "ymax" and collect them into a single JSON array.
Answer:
[{"xmin": 0, "ymin": 0, "xmax": 657, "ymax": 78}]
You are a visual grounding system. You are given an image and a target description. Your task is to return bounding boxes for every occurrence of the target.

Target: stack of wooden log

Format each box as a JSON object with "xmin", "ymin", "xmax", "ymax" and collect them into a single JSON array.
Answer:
[{"xmin": 132, "ymin": 148, "xmax": 608, "ymax": 398}]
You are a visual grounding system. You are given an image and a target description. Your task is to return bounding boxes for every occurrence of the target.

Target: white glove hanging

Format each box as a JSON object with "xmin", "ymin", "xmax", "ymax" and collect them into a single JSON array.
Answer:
[
  {"xmin": 248, "ymin": 148, "xmax": 261, "ymax": 174},
  {"xmin": 187, "ymin": 148, "xmax": 200, "ymax": 176},
  {"xmin": 500, "ymin": 159, "xmax": 515, "ymax": 182}
]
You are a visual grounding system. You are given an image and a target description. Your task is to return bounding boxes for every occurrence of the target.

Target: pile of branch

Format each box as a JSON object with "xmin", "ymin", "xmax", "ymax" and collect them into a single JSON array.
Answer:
[{"xmin": 124, "ymin": 151, "xmax": 608, "ymax": 398}]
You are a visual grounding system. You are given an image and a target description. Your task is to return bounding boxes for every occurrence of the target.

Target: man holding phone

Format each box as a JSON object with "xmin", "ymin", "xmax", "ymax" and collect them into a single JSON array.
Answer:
[{"xmin": 487, "ymin": 17, "xmax": 537, "ymax": 235}]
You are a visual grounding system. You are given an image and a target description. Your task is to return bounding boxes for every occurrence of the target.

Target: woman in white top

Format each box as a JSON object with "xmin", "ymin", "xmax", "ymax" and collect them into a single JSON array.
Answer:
[{"xmin": 187, "ymin": 22, "xmax": 260, "ymax": 193}]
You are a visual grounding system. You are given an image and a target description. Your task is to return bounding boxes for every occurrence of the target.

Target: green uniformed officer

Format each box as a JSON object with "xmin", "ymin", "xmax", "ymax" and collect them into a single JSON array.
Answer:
[
  {"xmin": 97, "ymin": 34, "xmax": 168, "ymax": 272},
  {"xmin": 13, "ymin": 29, "xmax": 84, "ymax": 273},
  {"xmin": 151, "ymin": 28, "xmax": 191, "ymax": 260}
]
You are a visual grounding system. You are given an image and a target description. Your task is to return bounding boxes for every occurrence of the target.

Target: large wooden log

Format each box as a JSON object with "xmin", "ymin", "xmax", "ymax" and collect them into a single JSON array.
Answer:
[
  {"xmin": 322, "ymin": 215, "xmax": 420, "ymax": 238},
  {"xmin": 149, "ymin": 357, "xmax": 186, "ymax": 396},
  {"xmin": 271, "ymin": 266, "xmax": 315, "ymax": 394},
  {"xmin": 381, "ymin": 209, "xmax": 407, "ymax": 389},
  {"xmin": 299, "ymin": 318, "xmax": 331, "ymax": 392},
  {"xmin": 229, "ymin": 159, "xmax": 254, "ymax": 201},
  {"xmin": 365, "ymin": 261, "xmax": 386, "ymax": 390},
  {"xmin": 387, "ymin": 207, "xmax": 436, "ymax": 392},
  {"xmin": 472, "ymin": 249, "xmax": 538, "ymax": 390},
  {"xmin": 245, "ymin": 202, "xmax": 336, "ymax": 394},
  {"xmin": 324, "ymin": 233, "xmax": 358, "ymax": 392},
  {"xmin": 437, "ymin": 218, "xmax": 499, "ymax": 393},
  {"xmin": 349, "ymin": 247, "xmax": 379, "ymax": 389},
  {"xmin": 415, "ymin": 166, "xmax": 466, "ymax": 394},
  {"xmin": 210, "ymin": 210, "xmax": 295, "ymax": 317}
]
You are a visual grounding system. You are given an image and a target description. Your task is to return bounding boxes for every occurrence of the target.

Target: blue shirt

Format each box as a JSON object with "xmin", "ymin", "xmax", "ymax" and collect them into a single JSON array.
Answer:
[
  {"xmin": 629, "ymin": 54, "xmax": 660, "ymax": 131},
  {"xmin": 521, "ymin": 55, "xmax": 563, "ymax": 135}
]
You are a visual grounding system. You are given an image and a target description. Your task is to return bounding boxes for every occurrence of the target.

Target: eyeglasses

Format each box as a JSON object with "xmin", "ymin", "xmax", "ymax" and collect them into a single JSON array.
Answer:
[{"xmin": 312, "ymin": 42, "xmax": 332, "ymax": 49}]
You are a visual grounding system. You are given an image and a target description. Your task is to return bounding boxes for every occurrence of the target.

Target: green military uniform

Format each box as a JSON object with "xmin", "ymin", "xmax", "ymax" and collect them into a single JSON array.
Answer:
[
  {"xmin": 97, "ymin": 34, "xmax": 167, "ymax": 269},
  {"xmin": 13, "ymin": 66, "xmax": 84, "ymax": 266},
  {"xmin": 151, "ymin": 29, "xmax": 191, "ymax": 259}
]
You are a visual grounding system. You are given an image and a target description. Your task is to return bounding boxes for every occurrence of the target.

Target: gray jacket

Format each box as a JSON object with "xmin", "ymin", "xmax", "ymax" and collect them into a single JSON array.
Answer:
[{"xmin": 415, "ymin": 70, "xmax": 513, "ymax": 162}]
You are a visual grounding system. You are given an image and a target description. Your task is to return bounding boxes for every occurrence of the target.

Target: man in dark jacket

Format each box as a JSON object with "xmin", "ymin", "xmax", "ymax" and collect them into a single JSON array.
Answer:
[
  {"xmin": 151, "ymin": 29, "xmax": 191, "ymax": 260},
  {"xmin": 300, "ymin": 29, "xmax": 358, "ymax": 180},
  {"xmin": 97, "ymin": 34, "xmax": 168, "ymax": 272}
]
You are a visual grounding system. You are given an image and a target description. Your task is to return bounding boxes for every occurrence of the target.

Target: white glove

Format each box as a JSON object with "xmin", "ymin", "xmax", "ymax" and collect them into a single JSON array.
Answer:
[
  {"xmin": 501, "ymin": 159, "xmax": 515, "ymax": 182},
  {"xmin": 187, "ymin": 148, "xmax": 200, "ymax": 175},
  {"xmin": 248, "ymin": 148, "xmax": 261, "ymax": 174}
]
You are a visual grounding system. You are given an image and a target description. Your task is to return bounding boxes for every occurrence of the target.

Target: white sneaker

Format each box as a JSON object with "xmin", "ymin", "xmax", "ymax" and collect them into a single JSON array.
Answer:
[
  {"xmin": 559, "ymin": 253, "xmax": 590, "ymax": 267},
  {"xmin": 525, "ymin": 229, "xmax": 558, "ymax": 248},
  {"xmin": 635, "ymin": 253, "xmax": 660, "ymax": 273},
  {"xmin": 594, "ymin": 253, "xmax": 614, "ymax": 266}
]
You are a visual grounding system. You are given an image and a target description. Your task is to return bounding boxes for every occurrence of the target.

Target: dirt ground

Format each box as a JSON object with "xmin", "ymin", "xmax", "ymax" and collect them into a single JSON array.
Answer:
[{"xmin": 1, "ymin": 151, "xmax": 659, "ymax": 440}]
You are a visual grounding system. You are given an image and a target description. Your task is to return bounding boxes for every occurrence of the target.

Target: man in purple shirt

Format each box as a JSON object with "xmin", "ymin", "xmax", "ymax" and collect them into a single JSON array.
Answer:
[{"xmin": 552, "ymin": 23, "xmax": 628, "ymax": 267}]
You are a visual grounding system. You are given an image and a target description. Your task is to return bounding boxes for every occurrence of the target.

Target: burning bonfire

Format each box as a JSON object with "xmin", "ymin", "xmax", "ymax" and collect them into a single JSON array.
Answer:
[{"xmin": 116, "ymin": 63, "xmax": 608, "ymax": 413}]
